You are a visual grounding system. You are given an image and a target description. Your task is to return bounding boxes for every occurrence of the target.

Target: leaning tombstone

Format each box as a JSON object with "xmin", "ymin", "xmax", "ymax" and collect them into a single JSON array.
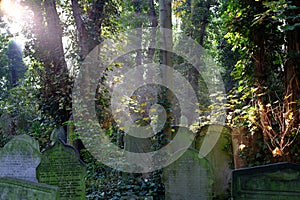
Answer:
[
  {"xmin": 0, "ymin": 134, "xmax": 41, "ymax": 182},
  {"xmin": 37, "ymin": 138, "xmax": 86, "ymax": 200},
  {"xmin": 194, "ymin": 124, "xmax": 233, "ymax": 198},
  {"xmin": 0, "ymin": 177, "xmax": 60, "ymax": 200},
  {"xmin": 162, "ymin": 148, "xmax": 214, "ymax": 200},
  {"xmin": 50, "ymin": 126, "xmax": 67, "ymax": 144},
  {"xmin": 232, "ymin": 162, "xmax": 300, "ymax": 199}
]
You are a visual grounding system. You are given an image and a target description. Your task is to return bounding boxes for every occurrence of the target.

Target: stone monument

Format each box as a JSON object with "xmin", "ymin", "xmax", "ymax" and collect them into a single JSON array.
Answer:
[
  {"xmin": 0, "ymin": 177, "xmax": 60, "ymax": 200},
  {"xmin": 37, "ymin": 139, "xmax": 86, "ymax": 200},
  {"xmin": 163, "ymin": 148, "xmax": 214, "ymax": 200},
  {"xmin": 0, "ymin": 134, "xmax": 41, "ymax": 182},
  {"xmin": 194, "ymin": 124, "xmax": 233, "ymax": 198},
  {"xmin": 232, "ymin": 162, "xmax": 300, "ymax": 199}
]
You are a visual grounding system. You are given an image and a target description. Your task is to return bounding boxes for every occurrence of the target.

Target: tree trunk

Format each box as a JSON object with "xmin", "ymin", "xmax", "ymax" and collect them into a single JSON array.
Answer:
[
  {"xmin": 124, "ymin": 0, "xmax": 152, "ymax": 176},
  {"xmin": 159, "ymin": 0, "xmax": 173, "ymax": 139},
  {"xmin": 197, "ymin": 0, "xmax": 211, "ymax": 46},
  {"xmin": 147, "ymin": 0, "xmax": 158, "ymax": 62},
  {"xmin": 285, "ymin": 0, "xmax": 300, "ymax": 126},
  {"xmin": 71, "ymin": 0, "xmax": 102, "ymax": 61},
  {"xmin": 188, "ymin": 0, "xmax": 212, "ymax": 124},
  {"xmin": 26, "ymin": 0, "xmax": 108, "ymax": 126},
  {"xmin": 29, "ymin": 0, "xmax": 71, "ymax": 125}
]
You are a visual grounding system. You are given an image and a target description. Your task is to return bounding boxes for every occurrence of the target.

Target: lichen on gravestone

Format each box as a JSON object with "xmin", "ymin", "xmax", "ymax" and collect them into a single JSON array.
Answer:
[
  {"xmin": 0, "ymin": 134, "xmax": 41, "ymax": 182},
  {"xmin": 232, "ymin": 162, "xmax": 300, "ymax": 200},
  {"xmin": 50, "ymin": 126, "xmax": 67, "ymax": 144},
  {"xmin": 0, "ymin": 177, "xmax": 60, "ymax": 200},
  {"xmin": 162, "ymin": 148, "xmax": 214, "ymax": 200},
  {"xmin": 37, "ymin": 139, "xmax": 86, "ymax": 200},
  {"xmin": 194, "ymin": 124, "xmax": 233, "ymax": 198}
]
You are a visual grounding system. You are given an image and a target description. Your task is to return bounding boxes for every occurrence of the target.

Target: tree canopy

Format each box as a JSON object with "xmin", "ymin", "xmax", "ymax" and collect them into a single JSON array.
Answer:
[{"xmin": 0, "ymin": 0, "xmax": 299, "ymax": 198}]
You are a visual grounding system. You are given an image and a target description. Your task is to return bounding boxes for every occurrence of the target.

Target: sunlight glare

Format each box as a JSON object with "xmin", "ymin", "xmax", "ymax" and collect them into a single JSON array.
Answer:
[{"xmin": 0, "ymin": 0, "xmax": 34, "ymax": 34}]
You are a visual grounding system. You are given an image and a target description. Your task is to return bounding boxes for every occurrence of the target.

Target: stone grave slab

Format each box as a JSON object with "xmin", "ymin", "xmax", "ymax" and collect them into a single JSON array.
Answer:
[
  {"xmin": 120, "ymin": 196, "xmax": 153, "ymax": 200},
  {"xmin": 194, "ymin": 124, "xmax": 233, "ymax": 198},
  {"xmin": 0, "ymin": 177, "xmax": 59, "ymax": 200},
  {"xmin": 0, "ymin": 135, "xmax": 41, "ymax": 182},
  {"xmin": 37, "ymin": 139, "xmax": 86, "ymax": 200},
  {"xmin": 162, "ymin": 148, "xmax": 214, "ymax": 200},
  {"xmin": 232, "ymin": 162, "xmax": 300, "ymax": 199}
]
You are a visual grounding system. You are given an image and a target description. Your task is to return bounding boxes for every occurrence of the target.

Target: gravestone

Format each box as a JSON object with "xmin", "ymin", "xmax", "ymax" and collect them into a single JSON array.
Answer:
[
  {"xmin": 194, "ymin": 124, "xmax": 233, "ymax": 198},
  {"xmin": 232, "ymin": 162, "xmax": 300, "ymax": 199},
  {"xmin": 0, "ymin": 134, "xmax": 41, "ymax": 182},
  {"xmin": 0, "ymin": 177, "xmax": 60, "ymax": 200},
  {"xmin": 50, "ymin": 126, "xmax": 67, "ymax": 144},
  {"xmin": 162, "ymin": 148, "xmax": 214, "ymax": 200},
  {"xmin": 37, "ymin": 139, "xmax": 86, "ymax": 200},
  {"xmin": 0, "ymin": 113, "xmax": 14, "ymax": 137},
  {"xmin": 120, "ymin": 196, "xmax": 153, "ymax": 200}
]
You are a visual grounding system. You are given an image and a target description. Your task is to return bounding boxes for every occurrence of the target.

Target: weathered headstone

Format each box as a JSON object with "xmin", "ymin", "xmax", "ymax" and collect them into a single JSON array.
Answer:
[
  {"xmin": 37, "ymin": 139, "xmax": 86, "ymax": 200},
  {"xmin": 162, "ymin": 148, "xmax": 214, "ymax": 200},
  {"xmin": 0, "ymin": 177, "xmax": 60, "ymax": 200},
  {"xmin": 0, "ymin": 135, "xmax": 41, "ymax": 182},
  {"xmin": 232, "ymin": 162, "xmax": 300, "ymax": 199},
  {"xmin": 0, "ymin": 113, "xmax": 14, "ymax": 137},
  {"xmin": 120, "ymin": 196, "xmax": 153, "ymax": 200},
  {"xmin": 194, "ymin": 124, "xmax": 233, "ymax": 198},
  {"xmin": 50, "ymin": 126, "xmax": 67, "ymax": 144}
]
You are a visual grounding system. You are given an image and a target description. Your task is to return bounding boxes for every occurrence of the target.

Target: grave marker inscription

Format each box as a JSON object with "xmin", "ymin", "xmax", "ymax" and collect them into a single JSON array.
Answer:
[
  {"xmin": 163, "ymin": 148, "xmax": 214, "ymax": 200},
  {"xmin": 0, "ymin": 177, "xmax": 60, "ymax": 200},
  {"xmin": 232, "ymin": 162, "xmax": 300, "ymax": 199},
  {"xmin": 37, "ymin": 139, "xmax": 86, "ymax": 200},
  {"xmin": 0, "ymin": 135, "xmax": 41, "ymax": 182},
  {"xmin": 194, "ymin": 124, "xmax": 233, "ymax": 198}
]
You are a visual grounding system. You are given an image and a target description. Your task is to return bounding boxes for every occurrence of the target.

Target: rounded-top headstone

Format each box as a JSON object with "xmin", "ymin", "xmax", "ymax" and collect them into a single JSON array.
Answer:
[
  {"xmin": 194, "ymin": 124, "xmax": 233, "ymax": 198},
  {"xmin": 0, "ymin": 134, "xmax": 41, "ymax": 182},
  {"xmin": 37, "ymin": 139, "xmax": 86, "ymax": 200}
]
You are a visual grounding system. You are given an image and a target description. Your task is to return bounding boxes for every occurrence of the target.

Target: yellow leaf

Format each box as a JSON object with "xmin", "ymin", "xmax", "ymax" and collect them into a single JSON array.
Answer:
[
  {"xmin": 272, "ymin": 147, "xmax": 283, "ymax": 157},
  {"xmin": 284, "ymin": 93, "xmax": 292, "ymax": 99},
  {"xmin": 140, "ymin": 109, "xmax": 146, "ymax": 113},
  {"xmin": 249, "ymin": 116, "xmax": 256, "ymax": 122},
  {"xmin": 266, "ymin": 125, "xmax": 272, "ymax": 131},
  {"xmin": 150, "ymin": 108, "xmax": 157, "ymax": 113},
  {"xmin": 288, "ymin": 112, "xmax": 293, "ymax": 120},
  {"xmin": 140, "ymin": 102, "xmax": 147, "ymax": 107},
  {"xmin": 239, "ymin": 144, "xmax": 246, "ymax": 151}
]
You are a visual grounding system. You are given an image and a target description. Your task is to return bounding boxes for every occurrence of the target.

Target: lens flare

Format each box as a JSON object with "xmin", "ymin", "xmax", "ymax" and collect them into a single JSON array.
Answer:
[{"xmin": 0, "ymin": 0, "xmax": 33, "ymax": 33}]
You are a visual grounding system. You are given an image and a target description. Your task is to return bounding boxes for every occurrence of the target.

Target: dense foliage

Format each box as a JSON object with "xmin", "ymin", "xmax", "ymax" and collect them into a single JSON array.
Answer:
[
  {"xmin": 224, "ymin": 0, "xmax": 300, "ymax": 164},
  {"xmin": 0, "ymin": 0, "xmax": 299, "ymax": 198}
]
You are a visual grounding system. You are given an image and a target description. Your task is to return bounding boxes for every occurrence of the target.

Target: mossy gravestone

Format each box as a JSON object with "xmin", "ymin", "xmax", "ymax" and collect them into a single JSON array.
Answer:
[
  {"xmin": 194, "ymin": 124, "xmax": 233, "ymax": 198},
  {"xmin": 37, "ymin": 139, "xmax": 86, "ymax": 200},
  {"xmin": 0, "ymin": 135, "xmax": 41, "ymax": 182},
  {"xmin": 162, "ymin": 148, "xmax": 214, "ymax": 200},
  {"xmin": 120, "ymin": 196, "xmax": 153, "ymax": 200},
  {"xmin": 0, "ymin": 177, "xmax": 60, "ymax": 200},
  {"xmin": 232, "ymin": 162, "xmax": 300, "ymax": 199},
  {"xmin": 0, "ymin": 135, "xmax": 60, "ymax": 199}
]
